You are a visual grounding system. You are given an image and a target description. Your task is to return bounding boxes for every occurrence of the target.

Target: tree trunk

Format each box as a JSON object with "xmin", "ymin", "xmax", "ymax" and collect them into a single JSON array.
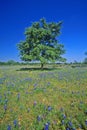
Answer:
[{"xmin": 41, "ymin": 63, "xmax": 44, "ymax": 69}]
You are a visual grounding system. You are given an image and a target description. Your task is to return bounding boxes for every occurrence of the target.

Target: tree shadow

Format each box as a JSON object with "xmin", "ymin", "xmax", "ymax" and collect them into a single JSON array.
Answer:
[{"xmin": 17, "ymin": 67, "xmax": 58, "ymax": 71}]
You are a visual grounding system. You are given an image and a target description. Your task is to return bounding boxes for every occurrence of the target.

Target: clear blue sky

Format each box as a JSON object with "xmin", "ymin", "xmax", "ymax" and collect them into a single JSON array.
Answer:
[{"xmin": 0, "ymin": 0, "xmax": 87, "ymax": 62}]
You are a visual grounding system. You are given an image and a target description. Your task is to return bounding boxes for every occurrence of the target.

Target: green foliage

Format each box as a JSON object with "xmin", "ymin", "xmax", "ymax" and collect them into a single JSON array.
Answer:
[
  {"xmin": 6, "ymin": 60, "xmax": 17, "ymax": 65},
  {"xmin": 83, "ymin": 52, "xmax": 87, "ymax": 64},
  {"xmin": 0, "ymin": 60, "xmax": 20, "ymax": 65},
  {"xmin": 84, "ymin": 58, "xmax": 87, "ymax": 64},
  {"xmin": 17, "ymin": 18, "xmax": 66, "ymax": 68}
]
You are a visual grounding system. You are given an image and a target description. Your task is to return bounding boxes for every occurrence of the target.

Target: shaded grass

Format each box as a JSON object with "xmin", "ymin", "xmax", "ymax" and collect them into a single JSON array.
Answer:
[{"xmin": 17, "ymin": 67, "xmax": 58, "ymax": 71}]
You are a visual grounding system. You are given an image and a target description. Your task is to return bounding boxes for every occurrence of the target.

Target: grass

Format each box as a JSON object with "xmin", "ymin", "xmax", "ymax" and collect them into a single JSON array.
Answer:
[{"xmin": 0, "ymin": 65, "xmax": 87, "ymax": 130}]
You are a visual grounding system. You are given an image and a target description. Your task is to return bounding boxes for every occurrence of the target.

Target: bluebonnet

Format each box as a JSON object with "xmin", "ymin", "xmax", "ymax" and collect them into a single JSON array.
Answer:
[
  {"xmin": 44, "ymin": 122, "xmax": 50, "ymax": 130},
  {"xmin": 47, "ymin": 82, "xmax": 50, "ymax": 86},
  {"xmin": 47, "ymin": 106, "xmax": 52, "ymax": 111},
  {"xmin": 68, "ymin": 121, "xmax": 73, "ymax": 127},
  {"xmin": 33, "ymin": 101, "xmax": 37, "ymax": 106},
  {"xmin": 34, "ymin": 83, "xmax": 37, "ymax": 87},
  {"xmin": 7, "ymin": 125, "xmax": 11, "ymax": 130},
  {"xmin": 33, "ymin": 83, "xmax": 37, "ymax": 90},
  {"xmin": 4, "ymin": 104, "xmax": 7, "ymax": 111},
  {"xmin": 85, "ymin": 119, "xmax": 87, "ymax": 125},
  {"xmin": 67, "ymin": 121, "xmax": 76, "ymax": 130},
  {"xmin": 24, "ymin": 78, "xmax": 32, "ymax": 82},
  {"xmin": 66, "ymin": 128, "xmax": 70, "ymax": 130},
  {"xmin": 13, "ymin": 120, "xmax": 17, "ymax": 127},
  {"xmin": 37, "ymin": 115, "xmax": 41, "ymax": 121},
  {"xmin": 62, "ymin": 114, "xmax": 66, "ymax": 119}
]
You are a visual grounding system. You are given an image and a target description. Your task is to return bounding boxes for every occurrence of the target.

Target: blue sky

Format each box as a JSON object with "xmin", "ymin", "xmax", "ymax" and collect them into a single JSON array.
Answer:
[{"xmin": 0, "ymin": 0, "xmax": 87, "ymax": 62}]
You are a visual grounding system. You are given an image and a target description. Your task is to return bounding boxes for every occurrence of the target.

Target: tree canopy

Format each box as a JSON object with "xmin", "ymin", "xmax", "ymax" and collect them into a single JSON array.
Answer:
[{"xmin": 17, "ymin": 18, "xmax": 66, "ymax": 69}]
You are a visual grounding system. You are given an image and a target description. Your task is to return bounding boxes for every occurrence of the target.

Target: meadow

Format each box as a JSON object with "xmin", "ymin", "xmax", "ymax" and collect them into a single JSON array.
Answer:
[{"xmin": 0, "ymin": 65, "xmax": 87, "ymax": 130}]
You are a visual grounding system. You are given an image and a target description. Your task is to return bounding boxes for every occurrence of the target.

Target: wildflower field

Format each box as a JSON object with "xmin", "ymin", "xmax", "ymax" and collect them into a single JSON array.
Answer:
[{"xmin": 0, "ymin": 65, "xmax": 87, "ymax": 130}]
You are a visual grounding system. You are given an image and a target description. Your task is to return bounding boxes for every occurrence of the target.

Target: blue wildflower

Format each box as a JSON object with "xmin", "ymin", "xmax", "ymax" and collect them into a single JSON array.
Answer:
[
  {"xmin": 37, "ymin": 115, "xmax": 41, "ymax": 121},
  {"xmin": 34, "ymin": 83, "xmax": 37, "ymax": 87},
  {"xmin": 66, "ymin": 127, "xmax": 70, "ymax": 130},
  {"xmin": 47, "ymin": 82, "xmax": 50, "ymax": 86},
  {"xmin": 4, "ymin": 104, "xmax": 7, "ymax": 111},
  {"xmin": 7, "ymin": 125, "xmax": 11, "ymax": 130},
  {"xmin": 13, "ymin": 120, "xmax": 17, "ymax": 127},
  {"xmin": 44, "ymin": 122, "xmax": 50, "ymax": 130},
  {"xmin": 33, "ymin": 101, "xmax": 37, "ymax": 106},
  {"xmin": 62, "ymin": 113, "xmax": 66, "ymax": 119},
  {"xmin": 68, "ymin": 121, "xmax": 73, "ymax": 127},
  {"xmin": 85, "ymin": 119, "xmax": 87, "ymax": 125},
  {"xmin": 47, "ymin": 106, "xmax": 52, "ymax": 111}
]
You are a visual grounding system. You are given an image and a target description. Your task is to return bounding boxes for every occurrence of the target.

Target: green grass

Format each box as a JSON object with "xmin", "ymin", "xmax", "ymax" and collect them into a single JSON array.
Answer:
[{"xmin": 0, "ymin": 65, "xmax": 87, "ymax": 130}]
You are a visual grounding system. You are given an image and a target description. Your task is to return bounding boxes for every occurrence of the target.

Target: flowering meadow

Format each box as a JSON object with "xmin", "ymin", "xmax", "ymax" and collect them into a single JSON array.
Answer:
[{"xmin": 0, "ymin": 65, "xmax": 87, "ymax": 130}]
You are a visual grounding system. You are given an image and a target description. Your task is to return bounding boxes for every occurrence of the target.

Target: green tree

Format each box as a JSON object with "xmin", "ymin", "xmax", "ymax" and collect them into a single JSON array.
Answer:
[
  {"xmin": 17, "ymin": 18, "xmax": 66, "ymax": 69},
  {"xmin": 84, "ymin": 52, "xmax": 87, "ymax": 64},
  {"xmin": 7, "ymin": 60, "xmax": 17, "ymax": 65}
]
